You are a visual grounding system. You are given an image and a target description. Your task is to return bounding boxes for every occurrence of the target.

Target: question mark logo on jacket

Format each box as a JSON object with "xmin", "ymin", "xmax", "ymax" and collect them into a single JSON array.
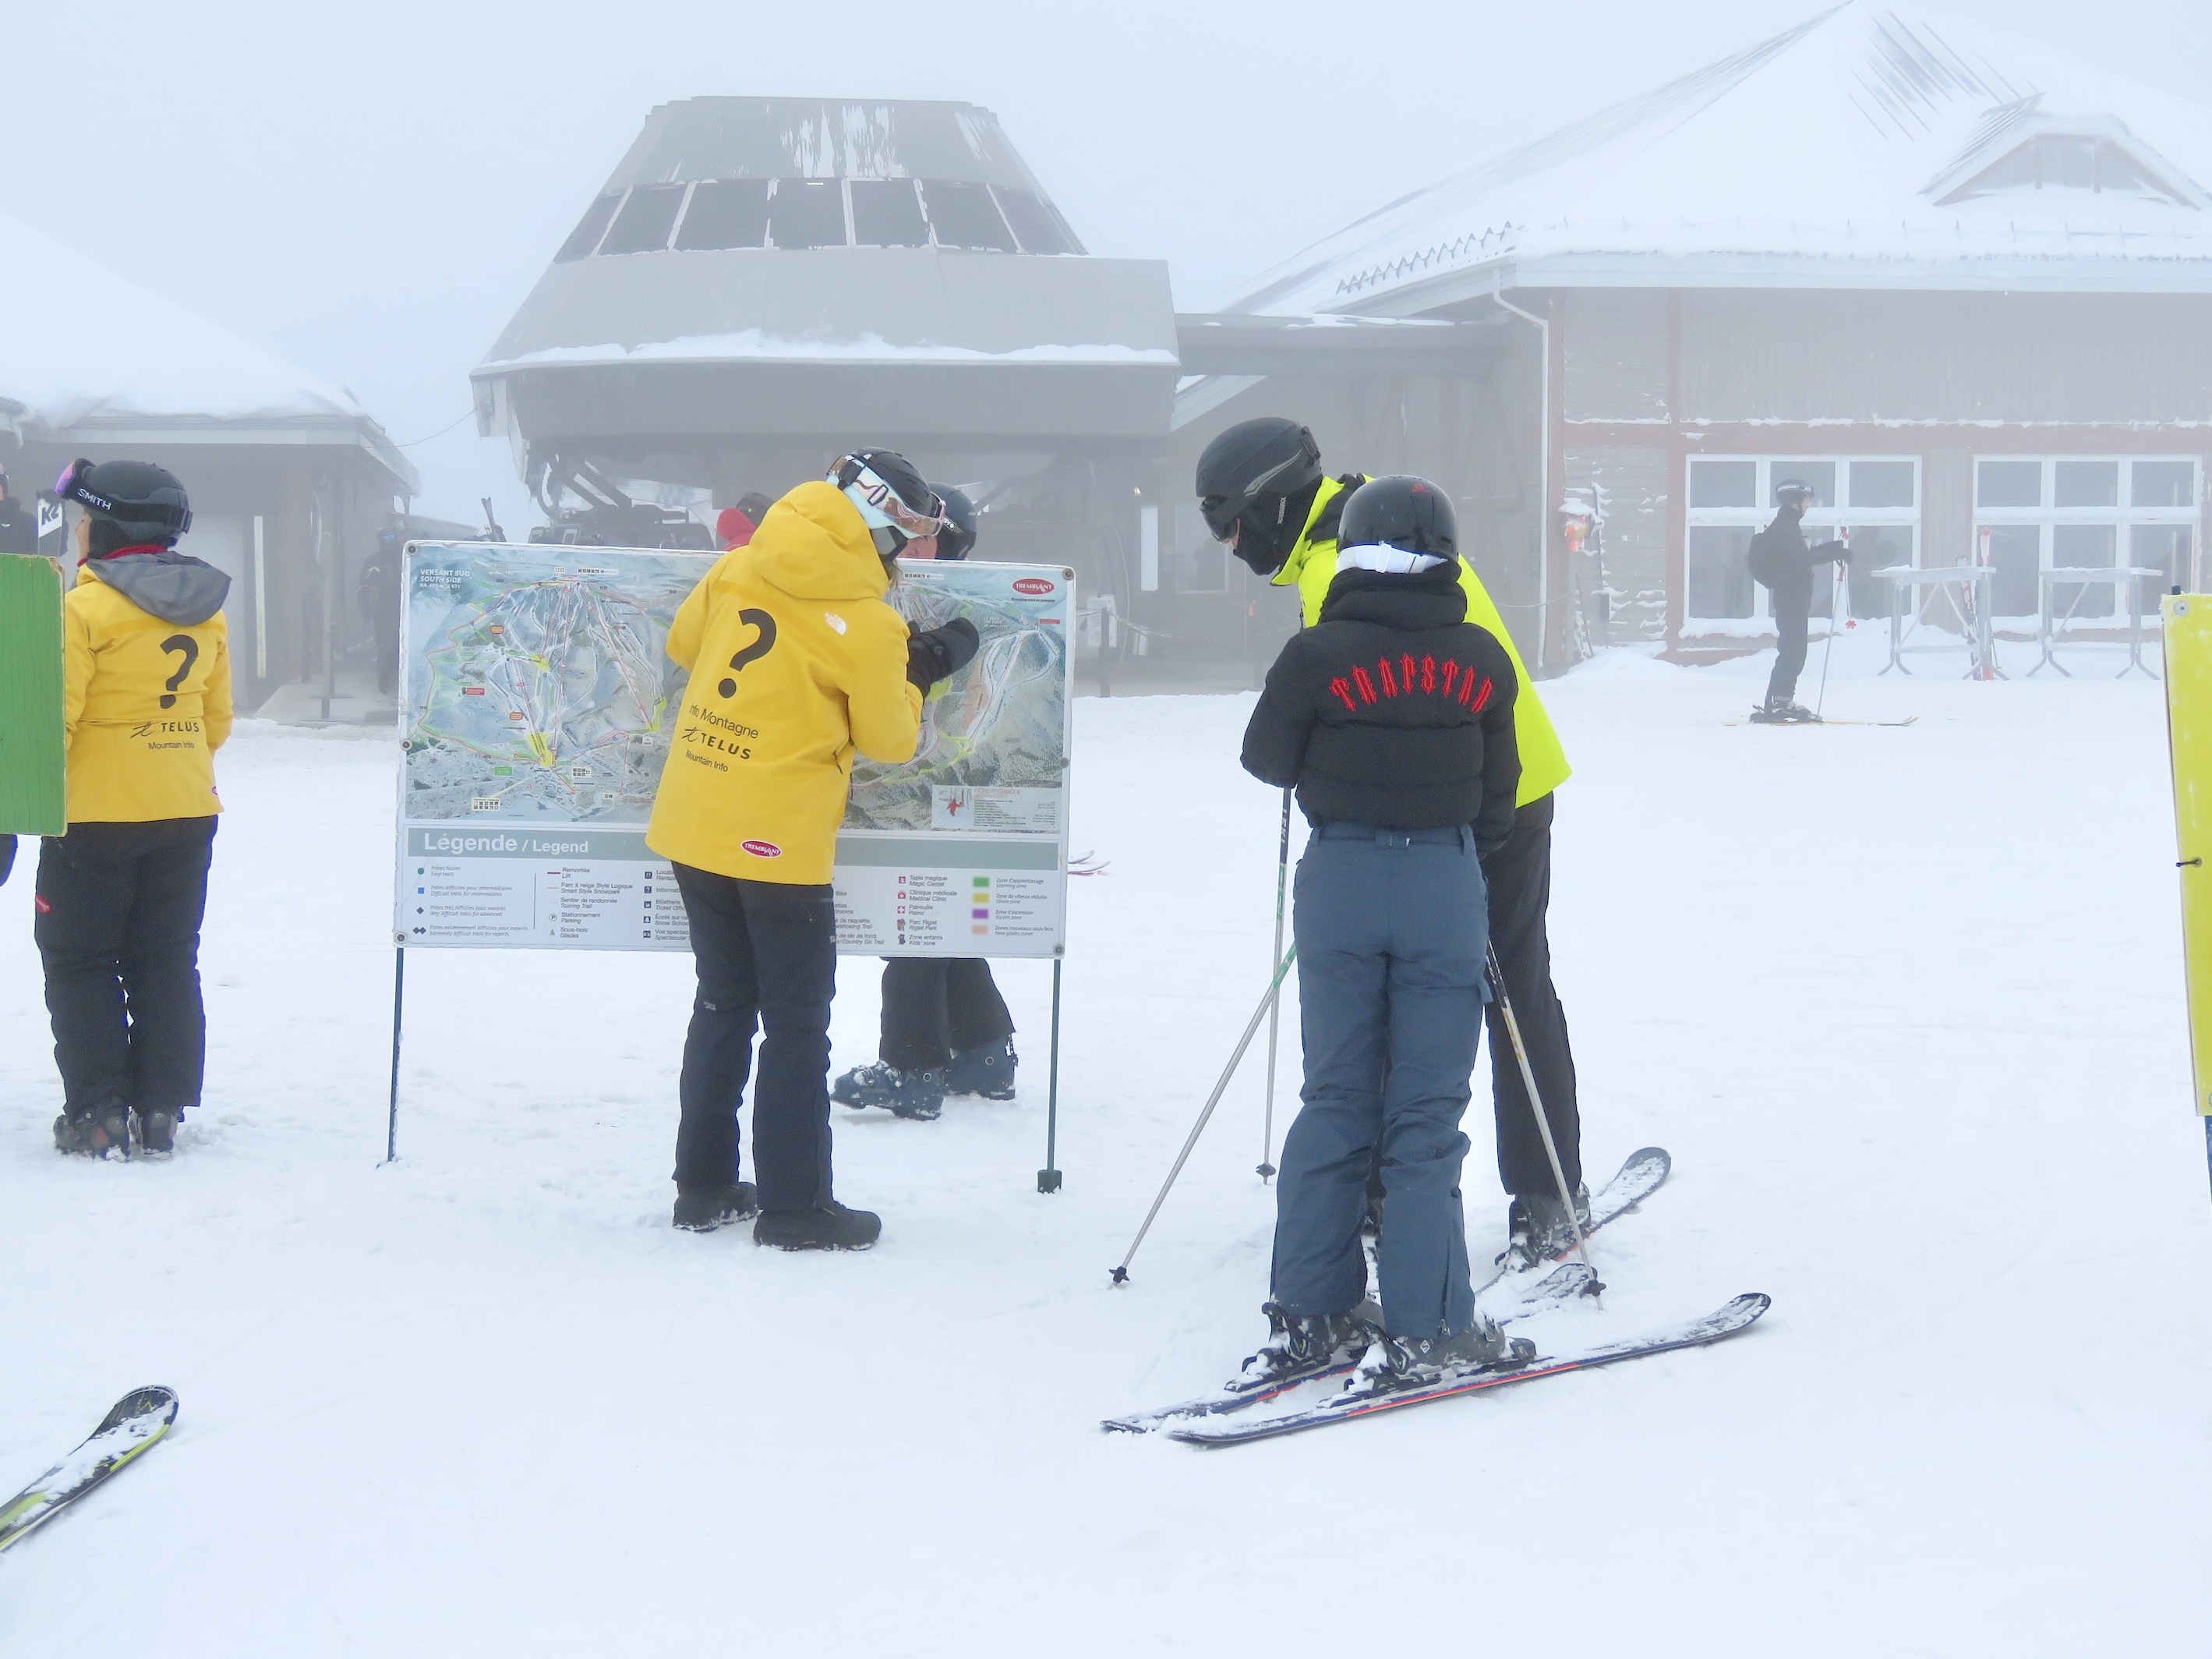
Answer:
[
  {"xmin": 716, "ymin": 609, "xmax": 776, "ymax": 697},
  {"xmin": 159, "ymin": 635, "xmax": 199, "ymax": 709}
]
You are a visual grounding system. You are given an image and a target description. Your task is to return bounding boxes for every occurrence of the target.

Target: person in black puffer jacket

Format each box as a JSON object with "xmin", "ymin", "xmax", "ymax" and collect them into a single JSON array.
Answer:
[{"xmin": 1232, "ymin": 474, "xmax": 1526, "ymax": 1392}]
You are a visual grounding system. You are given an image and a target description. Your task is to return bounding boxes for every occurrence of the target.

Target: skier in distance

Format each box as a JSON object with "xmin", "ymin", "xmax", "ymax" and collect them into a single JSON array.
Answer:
[
  {"xmin": 1196, "ymin": 417, "xmax": 1587, "ymax": 1265},
  {"xmin": 37, "ymin": 458, "xmax": 231, "ymax": 1160},
  {"xmin": 833, "ymin": 485, "xmax": 1019, "ymax": 1123},
  {"xmin": 1746, "ymin": 477, "xmax": 1851, "ymax": 724},
  {"xmin": 646, "ymin": 451, "xmax": 978, "ymax": 1247},
  {"xmin": 1236, "ymin": 473, "xmax": 1530, "ymax": 1385}
]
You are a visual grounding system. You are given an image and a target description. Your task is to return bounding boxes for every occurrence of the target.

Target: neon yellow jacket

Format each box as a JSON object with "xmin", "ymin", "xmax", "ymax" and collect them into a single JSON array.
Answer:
[
  {"xmin": 64, "ymin": 564, "xmax": 232, "ymax": 823},
  {"xmin": 646, "ymin": 483, "xmax": 923, "ymax": 884},
  {"xmin": 1275, "ymin": 475, "xmax": 1570, "ymax": 805}
]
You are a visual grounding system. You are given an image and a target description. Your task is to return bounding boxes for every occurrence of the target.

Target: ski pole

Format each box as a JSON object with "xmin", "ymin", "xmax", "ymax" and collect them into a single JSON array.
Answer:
[
  {"xmin": 1257, "ymin": 787, "xmax": 1292, "ymax": 1181},
  {"xmin": 1484, "ymin": 946, "xmax": 1595, "ymax": 1285},
  {"xmin": 1815, "ymin": 540, "xmax": 1844, "ymax": 720},
  {"xmin": 1111, "ymin": 946, "xmax": 1298, "ymax": 1284}
]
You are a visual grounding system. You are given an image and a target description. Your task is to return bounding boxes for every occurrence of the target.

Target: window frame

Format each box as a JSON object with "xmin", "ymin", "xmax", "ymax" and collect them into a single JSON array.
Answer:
[
  {"xmin": 1682, "ymin": 455, "xmax": 1924, "ymax": 631},
  {"xmin": 1973, "ymin": 455, "xmax": 2201, "ymax": 623}
]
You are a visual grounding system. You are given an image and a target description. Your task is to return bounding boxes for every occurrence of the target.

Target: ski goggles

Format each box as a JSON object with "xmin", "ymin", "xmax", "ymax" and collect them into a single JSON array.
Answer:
[
  {"xmin": 53, "ymin": 458, "xmax": 193, "ymax": 533},
  {"xmin": 831, "ymin": 458, "xmax": 946, "ymax": 539}
]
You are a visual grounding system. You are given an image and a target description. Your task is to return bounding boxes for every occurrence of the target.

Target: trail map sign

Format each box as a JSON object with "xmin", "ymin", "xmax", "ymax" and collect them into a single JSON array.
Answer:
[{"xmin": 393, "ymin": 541, "xmax": 1074, "ymax": 958}]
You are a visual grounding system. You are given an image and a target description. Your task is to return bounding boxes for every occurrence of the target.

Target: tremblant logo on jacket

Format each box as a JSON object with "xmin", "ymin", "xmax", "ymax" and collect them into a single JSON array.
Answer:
[
  {"xmin": 1327, "ymin": 655, "xmax": 1493, "ymax": 714},
  {"xmin": 740, "ymin": 840, "xmax": 783, "ymax": 858},
  {"xmin": 1012, "ymin": 578, "xmax": 1055, "ymax": 596}
]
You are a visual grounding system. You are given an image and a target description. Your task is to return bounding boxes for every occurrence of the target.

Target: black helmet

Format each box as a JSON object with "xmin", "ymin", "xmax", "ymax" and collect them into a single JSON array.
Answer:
[
  {"xmin": 1773, "ymin": 478, "xmax": 1814, "ymax": 508},
  {"xmin": 933, "ymin": 484, "xmax": 979, "ymax": 561},
  {"xmin": 1195, "ymin": 417, "xmax": 1323, "ymax": 571},
  {"xmin": 736, "ymin": 491, "xmax": 774, "ymax": 523},
  {"xmin": 55, "ymin": 457, "xmax": 193, "ymax": 543},
  {"xmin": 1340, "ymin": 474, "xmax": 1457, "ymax": 561}
]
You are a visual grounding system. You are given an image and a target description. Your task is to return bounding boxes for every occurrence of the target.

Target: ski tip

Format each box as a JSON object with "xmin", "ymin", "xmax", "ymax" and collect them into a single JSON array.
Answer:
[
  {"xmin": 1625, "ymin": 1146, "xmax": 1671, "ymax": 1176},
  {"xmin": 95, "ymin": 1387, "xmax": 178, "ymax": 1436}
]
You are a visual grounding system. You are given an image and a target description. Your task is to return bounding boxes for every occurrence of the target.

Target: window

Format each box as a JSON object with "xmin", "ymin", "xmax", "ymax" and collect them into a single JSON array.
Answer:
[
  {"xmin": 555, "ymin": 192, "xmax": 623, "ymax": 262},
  {"xmin": 850, "ymin": 179, "xmax": 929, "ymax": 247},
  {"xmin": 599, "ymin": 184, "xmax": 687, "ymax": 255},
  {"xmin": 1684, "ymin": 456, "xmax": 1921, "ymax": 631},
  {"xmin": 921, "ymin": 179, "xmax": 1016, "ymax": 251},
  {"xmin": 674, "ymin": 180, "xmax": 769, "ymax": 250},
  {"xmin": 1973, "ymin": 456, "xmax": 2200, "ymax": 622},
  {"xmin": 995, "ymin": 188, "xmax": 1079, "ymax": 255},
  {"xmin": 768, "ymin": 179, "xmax": 846, "ymax": 249}
]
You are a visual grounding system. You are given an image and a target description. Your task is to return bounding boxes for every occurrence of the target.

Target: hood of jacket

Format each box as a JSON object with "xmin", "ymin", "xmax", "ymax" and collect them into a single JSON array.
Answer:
[
  {"xmin": 742, "ymin": 481, "xmax": 892, "ymax": 602},
  {"xmin": 83, "ymin": 550, "xmax": 232, "ymax": 626},
  {"xmin": 1316, "ymin": 560, "xmax": 1468, "ymax": 630}
]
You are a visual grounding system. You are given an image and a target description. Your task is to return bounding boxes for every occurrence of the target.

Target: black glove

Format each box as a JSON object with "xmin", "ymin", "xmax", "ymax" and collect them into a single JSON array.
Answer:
[
  {"xmin": 1814, "ymin": 539, "xmax": 1850, "ymax": 563},
  {"xmin": 906, "ymin": 617, "xmax": 979, "ymax": 690}
]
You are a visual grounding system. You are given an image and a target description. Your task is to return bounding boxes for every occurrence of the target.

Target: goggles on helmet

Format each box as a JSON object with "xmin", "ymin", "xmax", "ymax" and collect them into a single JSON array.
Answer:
[
  {"xmin": 54, "ymin": 457, "xmax": 193, "ymax": 534},
  {"xmin": 829, "ymin": 457, "xmax": 945, "ymax": 539}
]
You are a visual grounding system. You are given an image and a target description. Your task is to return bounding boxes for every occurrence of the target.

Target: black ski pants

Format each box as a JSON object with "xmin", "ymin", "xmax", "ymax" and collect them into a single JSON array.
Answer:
[
  {"xmin": 34, "ymin": 817, "xmax": 217, "ymax": 1117},
  {"xmin": 1483, "ymin": 792, "xmax": 1582, "ymax": 1198},
  {"xmin": 1757, "ymin": 547, "xmax": 1842, "ymax": 702},
  {"xmin": 878, "ymin": 958, "xmax": 1013, "ymax": 1072},
  {"xmin": 670, "ymin": 864, "xmax": 839, "ymax": 1213}
]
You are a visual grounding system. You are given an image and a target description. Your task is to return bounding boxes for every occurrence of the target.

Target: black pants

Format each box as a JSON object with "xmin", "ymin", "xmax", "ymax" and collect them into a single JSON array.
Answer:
[
  {"xmin": 35, "ymin": 818, "xmax": 217, "ymax": 1116},
  {"xmin": 878, "ymin": 959, "xmax": 1013, "ymax": 1071},
  {"xmin": 671, "ymin": 864, "xmax": 838, "ymax": 1213},
  {"xmin": 1482, "ymin": 794, "xmax": 1581, "ymax": 1197},
  {"xmin": 1765, "ymin": 573, "xmax": 1814, "ymax": 702}
]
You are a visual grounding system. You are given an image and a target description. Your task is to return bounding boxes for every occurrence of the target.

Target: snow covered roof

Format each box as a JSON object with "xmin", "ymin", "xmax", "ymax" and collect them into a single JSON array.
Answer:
[
  {"xmin": 0, "ymin": 212, "xmax": 414, "ymax": 489},
  {"xmin": 1223, "ymin": 3, "xmax": 2212, "ymax": 316}
]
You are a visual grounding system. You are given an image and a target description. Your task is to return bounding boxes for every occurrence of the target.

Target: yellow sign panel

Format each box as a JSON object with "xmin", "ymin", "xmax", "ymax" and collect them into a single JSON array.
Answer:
[{"xmin": 2161, "ymin": 595, "xmax": 2212, "ymax": 1116}]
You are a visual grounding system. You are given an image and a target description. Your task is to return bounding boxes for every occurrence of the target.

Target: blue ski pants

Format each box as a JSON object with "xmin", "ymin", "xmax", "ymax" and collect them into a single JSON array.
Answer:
[{"xmin": 1270, "ymin": 822, "xmax": 1489, "ymax": 1339}]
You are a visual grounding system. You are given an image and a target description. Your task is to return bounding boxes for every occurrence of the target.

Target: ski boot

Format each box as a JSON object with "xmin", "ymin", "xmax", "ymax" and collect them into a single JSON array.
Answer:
[
  {"xmin": 754, "ymin": 1200, "xmax": 882, "ymax": 1253},
  {"xmin": 1235, "ymin": 1300, "xmax": 1383, "ymax": 1390},
  {"xmin": 1498, "ymin": 1184, "xmax": 1592, "ymax": 1272},
  {"xmin": 132, "ymin": 1107, "xmax": 178, "ymax": 1158},
  {"xmin": 55, "ymin": 1098, "xmax": 130, "ymax": 1158},
  {"xmin": 1747, "ymin": 696, "xmax": 1822, "ymax": 724},
  {"xmin": 832, "ymin": 1062, "xmax": 945, "ymax": 1121},
  {"xmin": 1355, "ymin": 1313, "xmax": 1533, "ymax": 1391},
  {"xmin": 673, "ymin": 1182, "xmax": 758, "ymax": 1233},
  {"xmin": 945, "ymin": 1038, "xmax": 1017, "ymax": 1101}
]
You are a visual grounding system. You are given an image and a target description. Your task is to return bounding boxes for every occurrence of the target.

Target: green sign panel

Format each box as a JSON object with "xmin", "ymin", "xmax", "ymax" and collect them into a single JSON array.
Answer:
[{"xmin": 0, "ymin": 553, "xmax": 65, "ymax": 836}]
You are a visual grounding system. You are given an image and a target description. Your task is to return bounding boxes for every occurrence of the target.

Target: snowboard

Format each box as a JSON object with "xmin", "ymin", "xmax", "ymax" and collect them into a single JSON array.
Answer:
[{"xmin": 0, "ymin": 1387, "xmax": 178, "ymax": 1554}]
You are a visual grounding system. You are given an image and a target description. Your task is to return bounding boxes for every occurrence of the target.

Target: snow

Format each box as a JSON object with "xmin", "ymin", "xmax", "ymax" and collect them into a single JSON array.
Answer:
[
  {"xmin": 0, "ymin": 213, "xmax": 369, "ymax": 430},
  {"xmin": 478, "ymin": 331, "xmax": 1180, "ymax": 371},
  {"xmin": 5, "ymin": 644, "xmax": 2211, "ymax": 1653}
]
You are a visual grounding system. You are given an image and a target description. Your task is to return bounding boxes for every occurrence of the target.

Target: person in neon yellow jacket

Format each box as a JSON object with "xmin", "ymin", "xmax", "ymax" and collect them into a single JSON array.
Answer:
[{"xmin": 1196, "ymin": 417, "xmax": 1585, "ymax": 1261}]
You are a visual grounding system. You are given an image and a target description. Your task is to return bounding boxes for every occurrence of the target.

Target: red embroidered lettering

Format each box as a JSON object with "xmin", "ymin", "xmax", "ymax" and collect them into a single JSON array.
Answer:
[
  {"xmin": 1458, "ymin": 670, "xmax": 1476, "ymax": 706},
  {"xmin": 1441, "ymin": 660, "xmax": 1459, "ymax": 696},
  {"xmin": 1400, "ymin": 654, "xmax": 1417, "ymax": 692},
  {"xmin": 1377, "ymin": 658, "xmax": 1398, "ymax": 698},
  {"xmin": 1471, "ymin": 677, "xmax": 1494, "ymax": 713},
  {"xmin": 1421, "ymin": 655, "xmax": 1437, "ymax": 694},
  {"xmin": 1352, "ymin": 667, "xmax": 1376, "ymax": 705},
  {"xmin": 1328, "ymin": 676, "xmax": 1358, "ymax": 713}
]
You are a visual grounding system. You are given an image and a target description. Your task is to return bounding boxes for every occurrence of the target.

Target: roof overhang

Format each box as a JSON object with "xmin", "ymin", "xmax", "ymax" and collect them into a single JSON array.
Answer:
[
  {"xmin": 1174, "ymin": 312, "xmax": 1511, "ymax": 375},
  {"xmin": 10, "ymin": 410, "xmax": 418, "ymax": 493}
]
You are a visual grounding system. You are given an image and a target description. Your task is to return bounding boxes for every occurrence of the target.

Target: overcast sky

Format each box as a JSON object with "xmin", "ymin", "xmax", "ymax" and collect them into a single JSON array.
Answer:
[{"xmin": 5, "ymin": 0, "xmax": 2208, "ymax": 526}]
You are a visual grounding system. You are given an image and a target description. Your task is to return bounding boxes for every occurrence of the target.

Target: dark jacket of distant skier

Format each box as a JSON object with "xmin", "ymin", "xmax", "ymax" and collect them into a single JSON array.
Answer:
[
  {"xmin": 1240, "ymin": 557, "xmax": 1521, "ymax": 848},
  {"xmin": 646, "ymin": 480, "xmax": 924, "ymax": 883}
]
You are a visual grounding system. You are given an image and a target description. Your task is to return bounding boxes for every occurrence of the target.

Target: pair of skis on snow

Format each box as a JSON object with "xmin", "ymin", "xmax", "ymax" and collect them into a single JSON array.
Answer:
[
  {"xmin": 0, "ymin": 1388, "xmax": 178, "ymax": 1555},
  {"xmin": 1104, "ymin": 1148, "xmax": 1769, "ymax": 1447}
]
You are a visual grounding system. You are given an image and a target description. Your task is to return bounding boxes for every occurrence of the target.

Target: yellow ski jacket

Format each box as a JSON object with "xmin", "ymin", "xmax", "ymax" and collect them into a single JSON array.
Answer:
[
  {"xmin": 646, "ymin": 482, "xmax": 923, "ymax": 884},
  {"xmin": 1274, "ymin": 475, "xmax": 1571, "ymax": 806},
  {"xmin": 63, "ymin": 558, "xmax": 233, "ymax": 824}
]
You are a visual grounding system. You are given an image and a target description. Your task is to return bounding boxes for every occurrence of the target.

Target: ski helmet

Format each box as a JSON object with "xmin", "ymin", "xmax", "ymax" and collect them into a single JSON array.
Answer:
[
  {"xmin": 932, "ymin": 485, "xmax": 979, "ymax": 561},
  {"xmin": 55, "ymin": 457, "xmax": 193, "ymax": 543},
  {"xmin": 1194, "ymin": 417, "xmax": 1323, "ymax": 568},
  {"xmin": 1773, "ymin": 478, "xmax": 1815, "ymax": 509},
  {"xmin": 829, "ymin": 449, "xmax": 945, "ymax": 551},
  {"xmin": 1339, "ymin": 474, "xmax": 1457, "ymax": 561}
]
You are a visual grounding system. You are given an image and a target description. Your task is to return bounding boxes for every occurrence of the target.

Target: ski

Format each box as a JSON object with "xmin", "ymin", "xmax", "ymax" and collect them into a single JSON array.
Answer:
[
  {"xmin": 1102, "ymin": 1262, "xmax": 1599, "ymax": 1434},
  {"xmin": 1481, "ymin": 1144, "xmax": 1669, "ymax": 1286},
  {"xmin": 0, "ymin": 1387, "xmax": 178, "ymax": 1555},
  {"xmin": 1728, "ymin": 716, "xmax": 1918, "ymax": 727},
  {"xmin": 1167, "ymin": 1294, "xmax": 1769, "ymax": 1448}
]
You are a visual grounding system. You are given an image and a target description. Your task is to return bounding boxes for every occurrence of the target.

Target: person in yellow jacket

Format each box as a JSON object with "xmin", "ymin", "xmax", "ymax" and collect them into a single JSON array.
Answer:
[
  {"xmin": 646, "ymin": 451, "xmax": 977, "ymax": 1250},
  {"xmin": 37, "ymin": 458, "xmax": 231, "ymax": 1159},
  {"xmin": 1195, "ymin": 416, "xmax": 1588, "ymax": 1261}
]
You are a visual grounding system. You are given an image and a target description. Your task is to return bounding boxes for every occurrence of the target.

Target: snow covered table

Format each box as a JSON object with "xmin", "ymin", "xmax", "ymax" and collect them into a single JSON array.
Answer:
[
  {"xmin": 1873, "ymin": 563, "xmax": 2000, "ymax": 681},
  {"xmin": 2030, "ymin": 566, "xmax": 2164, "ymax": 681}
]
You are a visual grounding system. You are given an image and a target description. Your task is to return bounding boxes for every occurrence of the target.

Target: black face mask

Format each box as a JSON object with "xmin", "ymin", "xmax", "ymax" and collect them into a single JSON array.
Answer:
[{"xmin": 1227, "ymin": 496, "xmax": 1299, "ymax": 577}]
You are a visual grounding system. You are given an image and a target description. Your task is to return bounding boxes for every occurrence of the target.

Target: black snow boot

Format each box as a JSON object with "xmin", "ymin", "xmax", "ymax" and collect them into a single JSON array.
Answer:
[
  {"xmin": 945, "ymin": 1038, "xmax": 1017, "ymax": 1101},
  {"xmin": 133, "ymin": 1107, "xmax": 178, "ymax": 1158},
  {"xmin": 55, "ymin": 1098, "xmax": 130, "ymax": 1158},
  {"xmin": 1747, "ymin": 696, "xmax": 1821, "ymax": 725},
  {"xmin": 754, "ymin": 1200, "xmax": 882, "ymax": 1252},
  {"xmin": 1499, "ymin": 1184, "xmax": 1592, "ymax": 1271},
  {"xmin": 1358, "ymin": 1314, "xmax": 1533, "ymax": 1390},
  {"xmin": 673, "ymin": 1182, "xmax": 759, "ymax": 1233},
  {"xmin": 832, "ymin": 1062, "xmax": 945, "ymax": 1121},
  {"xmin": 1235, "ymin": 1300, "xmax": 1383, "ymax": 1389}
]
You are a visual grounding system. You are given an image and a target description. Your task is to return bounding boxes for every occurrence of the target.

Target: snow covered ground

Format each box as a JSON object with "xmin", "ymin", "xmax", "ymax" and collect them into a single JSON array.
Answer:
[{"xmin": 5, "ymin": 637, "xmax": 2210, "ymax": 1655}]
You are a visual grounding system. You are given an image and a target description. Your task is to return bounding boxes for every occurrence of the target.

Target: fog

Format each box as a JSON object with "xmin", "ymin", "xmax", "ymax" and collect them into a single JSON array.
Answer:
[{"xmin": 4, "ymin": 0, "xmax": 2207, "ymax": 528}]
